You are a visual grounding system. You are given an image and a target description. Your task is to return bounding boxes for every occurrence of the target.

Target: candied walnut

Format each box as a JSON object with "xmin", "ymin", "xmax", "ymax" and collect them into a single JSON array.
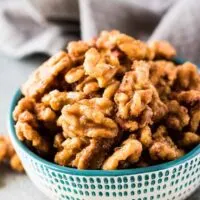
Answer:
[
  {"xmin": 178, "ymin": 132, "xmax": 200, "ymax": 148},
  {"xmin": 148, "ymin": 40, "xmax": 176, "ymax": 59},
  {"xmin": 22, "ymin": 51, "xmax": 72, "ymax": 98},
  {"xmin": 149, "ymin": 137, "xmax": 184, "ymax": 161},
  {"xmin": 118, "ymin": 39, "xmax": 154, "ymax": 61},
  {"xmin": 139, "ymin": 126, "xmax": 153, "ymax": 148},
  {"xmin": 102, "ymin": 136, "xmax": 142, "ymax": 170},
  {"xmin": 190, "ymin": 104, "xmax": 200, "ymax": 132},
  {"xmin": 72, "ymin": 138, "xmax": 115, "ymax": 169},
  {"xmin": 10, "ymin": 154, "xmax": 24, "ymax": 172},
  {"xmin": 149, "ymin": 60, "xmax": 177, "ymax": 99},
  {"xmin": 54, "ymin": 137, "xmax": 89, "ymax": 166},
  {"xmin": 103, "ymin": 80, "xmax": 120, "ymax": 99},
  {"xmin": 175, "ymin": 62, "xmax": 200, "ymax": 91},
  {"xmin": 75, "ymin": 76, "xmax": 100, "ymax": 95},
  {"xmin": 114, "ymin": 61, "xmax": 151, "ymax": 120},
  {"xmin": 115, "ymin": 61, "xmax": 166, "ymax": 131},
  {"xmin": 166, "ymin": 100, "xmax": 190, "ymax": 131},
  {"xmin": 153, "ymin": 126, "xmax": 168, "ymax": 139},
  {"xmin": 17, "ymin": 110, "xmax": 38, "ymax": 128},
  {"xmin": 65, "ymin": 66, "xmax": 85, "ymax": 84},
  {"xmin": 0, "ymin": 135, "xmax": 23, "ymax": 172},
  {"xmin": 149, "ymin": 86, "xmax": 168, "ymax": 121},
  {"xmin": 83, "ymin": 48, "xmax": 120, "ymax": 87},
  {"xmin": 53, "ymin": 133, "xmax": 65, "ymax": 150},
  {"xmin": 0, "ymin": 136, "xmax": 14, "ymax": 162},
  {"xmin": 139, "ymin": 106, "xmax": 153, "ymax": 127},
  {"xmin": 67, "ymin": 41, "xmax": 89, "ymax": 64},
  {"xmin": 15, "ymin": 121, "xmax": 49, "ymax": 154},
  {"xmin": 57, "ymin": 98, "xmax": 118, "ymax": 138},
  {"xmin": 13, "ymin": 97, "xmax": 35, "ymax": 121},
  {"xmin": 34, "ymin": 103, "xmax": 56, "ymax": 122},
  {"xmin": 96, "ymin": 30, "xmax": 121, "ymax": 49},
  {"xmin": 172, "ymin": 90, "xmax": 200, "ymax": 106},
  {"xmin": 42, "ymin": 90, "xmax": 85, "ymax": 111},
  {"xmin": 96, "ymin": 30, "xmax": 154, "ymax": 60}
]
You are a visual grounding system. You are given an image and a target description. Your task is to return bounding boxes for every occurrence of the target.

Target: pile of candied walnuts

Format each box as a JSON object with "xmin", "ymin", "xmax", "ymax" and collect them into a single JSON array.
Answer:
[
  {"xmin": 0, "ymin": 135, "xmax": 23, "ymax": 172},
  {"xmin": 13, "ymin": 30, "xmax": 200, "ymax": 170}
]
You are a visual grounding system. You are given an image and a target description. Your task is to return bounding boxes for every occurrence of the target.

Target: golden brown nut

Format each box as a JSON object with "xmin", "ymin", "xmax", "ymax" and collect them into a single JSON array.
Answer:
[
  {"xmin": 178, "ymin": 132, "xmax": 200, "ymax": 148},
  {"xmin": 75, "ymin": 76, "xmax": 100, "ymax": 95},
  {"xmin": 54, "ymin": 137, "xmax": 89, "ymax": 166},
  {"xmin": 83, "ymin": 48, "xmax": 120, "ymax": 87},
  {"xmin": 10, "ymin": 154, "xmax": 24, "ymax": 172},
  {"xmin": 0, "ymin": 135, "xmax": 23, "ymax": 172},
  {"xmin": 57, "ymin": 98, "xmax": 118, "ymax": 138},
  {"xmin": 53, "ymin": 133, "xmax": 65, "ymax": 150},
  {"xmin": 175, "ymin": 62, "xmax": 200, "ymax": 91},
  {"xmin": 72, "ymin": 138, "xmax": 115, "ymax": 169},
  {"xmin": 22, "ymin": 51, "xmax": 72, "ymax": 98},
  {"xmin": 13, "ymin": 97, "xmax": 35, "ymax": 121},
  {"xmin": 166, "ymin": 100, "xmax": 190, "ymax": 131},
  {"xmin": 172, "ymin": 90, "xmax": 200, "ymax": 106},
  {"xmin": 34, "ymin": 103, "xmax": 56, "ymax": 122},
  {"xmin": 190, "ymin": 104, "xmax": 200, "ymax": 132},
  {"xmin": 148, "ymin": 40, "xmax": 176, "ymax": 59},
  {"xmin": 153, "ymin": 125, "xmax": 168, "ymax": 139},
  {"xmin": 115, "ymin": 61, "xmax": 167, "ymax": 130},
  {"xmin": 17, "ymin": 110, "xmax": 38, "ymax": 128},
  {"xmin": 42, "ymin": 90, "xmax": 85, "ymax": 111},
  {"xmin": 149, "ymin": 86, "xmax": 168, "ymax": 121},
  {"xmin": 67, "ymin": 41, "xmax": 89, "ymax": 63},
  {"xmin": 149, "ymin": 60, "xmax": 177, "ymax": 99},
  {"xmin": 114, "ymin": 61, "xmax": 151, "ymax": 119},
  {"xmin": 139, "ymin": 126, "xmax": 153, "ymax": 148},
  {"xmin": 149, "ymin": 137, "xmax": 184, "ymax": 161},
  {"xmin": 97, "ymin": 30, "xmax": 154, "ymax": 60},
  {"xmin": 15, "ymin": 121, "xmax": 49, "ymax": 154},
  {"xmin": 65, "ymin": 65, "xmax": 85, "ymax": 84},
  {"xmin": 103, "ymin": 80, "xmax": 120, "ymax": 99},
  {"xmin": 102, "ymin": 136, "xmax": 142, "ymax": 170}
]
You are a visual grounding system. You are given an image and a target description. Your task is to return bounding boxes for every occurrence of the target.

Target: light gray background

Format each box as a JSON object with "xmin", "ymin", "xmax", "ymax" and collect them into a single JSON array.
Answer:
[{"xmin": 0, "ymin": 53, "xmax": 199, "ymax": 199}]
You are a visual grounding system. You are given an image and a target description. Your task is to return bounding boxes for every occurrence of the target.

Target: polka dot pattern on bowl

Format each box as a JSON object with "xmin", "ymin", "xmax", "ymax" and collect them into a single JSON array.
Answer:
[{"xmin": 16, "ymin": 147, "xmax": 200, "ymax": 200}]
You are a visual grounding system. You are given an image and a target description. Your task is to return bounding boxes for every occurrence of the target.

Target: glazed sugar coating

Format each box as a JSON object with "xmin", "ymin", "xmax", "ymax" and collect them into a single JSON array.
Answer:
[
  {"xmin": 114, "ymin": 61, "xmax": 167, "ymax": 131},
  {"xmin": 178, "ymin": 132, "xmax": 200, "ymax": 147},
  {"xmin": 22, "ymin": 51, "xmax": 72, "ymax": 99},
  {"xmin": 175, "ymin": 62, "xmax": 200, "ymax": 91},
  {"xmin": 13, "ymin": 30, "xmax": 200, "ymax": 170},
  {"xmin": 166, "ymin": 100, "xmax": 190, "ymax": 131},
  {"xmin": 57, "ymin": 98, "xmax": 118, "ymax": 138},
  {"xmin": 149, "ymin": 137, "xmax": 184, "ymax": 161},
  {"xmin": 15, "ymin": 121, "xmax": 49, "ymax": 154},
  {"xmin": 149, "ymin": 60, "xmax": 177, "ymax": 99},
  {"xmin": 83, "ymin": 48, "xmax": 120, "ymax": 87},
  {"xmin": 148, "ymin": 40, "xmax": 176, "ymax": 59},
  {"xmin": 0, "ymin": 135, "xmax": 23, "ymax": 172},
  {"xmin": 42, "ymin": 90, "xmax": 86, "ymax": 111},
  {"xmin": 102, "ymin": 135, "xmax": 143, "ymax": 170}
]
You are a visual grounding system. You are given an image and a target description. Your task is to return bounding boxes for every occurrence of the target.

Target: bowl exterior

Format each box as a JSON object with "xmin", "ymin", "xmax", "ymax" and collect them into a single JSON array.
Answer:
[{"xmin": 12, "ymin": 141, "xmax": 200, "ymax": 200}]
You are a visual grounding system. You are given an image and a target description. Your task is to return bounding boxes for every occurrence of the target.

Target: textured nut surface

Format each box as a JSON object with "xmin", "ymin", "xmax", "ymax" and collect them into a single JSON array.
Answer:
[
  {"xmin": 58, "ymin": 98, "xmax": 118, "ymax": 138},
  {"xmin": 22, "ymin": 51, "xmax": 72, "ymax": 98},
  {"xmin": 102, "ymin": 136, "xmax": 142, "ymax": 170}
]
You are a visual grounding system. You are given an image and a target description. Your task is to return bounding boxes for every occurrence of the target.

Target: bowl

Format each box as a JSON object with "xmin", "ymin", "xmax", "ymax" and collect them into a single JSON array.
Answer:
[{"xmin": 8, "ymin": 58, "xmax": 200, "ymax": 200}]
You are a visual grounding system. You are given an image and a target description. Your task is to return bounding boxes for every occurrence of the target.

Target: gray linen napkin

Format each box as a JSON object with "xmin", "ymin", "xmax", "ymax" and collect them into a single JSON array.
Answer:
[{"xmin": 0, "ymin": 0, "xmax": 200, "ymax": 64}]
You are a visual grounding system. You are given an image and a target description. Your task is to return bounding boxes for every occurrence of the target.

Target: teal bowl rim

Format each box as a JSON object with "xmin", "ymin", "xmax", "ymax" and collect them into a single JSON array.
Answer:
[{"xmin": 7, "ymin": 57, "xmax": 200, "ymax": 177}]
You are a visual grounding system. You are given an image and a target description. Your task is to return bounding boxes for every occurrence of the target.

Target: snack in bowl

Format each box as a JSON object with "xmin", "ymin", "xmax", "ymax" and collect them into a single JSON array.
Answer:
[{"xmin": 8, "ymin": 30, "xmax": 200, "ymax": 200}]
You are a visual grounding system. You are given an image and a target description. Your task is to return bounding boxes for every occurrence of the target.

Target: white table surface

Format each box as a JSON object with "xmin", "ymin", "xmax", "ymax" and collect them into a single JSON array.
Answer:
[{"xmin": 0, "ymin": 53, "xmax": 199, "ymax": 200}]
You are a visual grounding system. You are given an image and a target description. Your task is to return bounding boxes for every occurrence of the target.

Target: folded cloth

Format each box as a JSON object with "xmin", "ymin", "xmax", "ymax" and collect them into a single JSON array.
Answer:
[{"xmin": 0, "ymin": 0, "xmax": 200, "ymax": 64}]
